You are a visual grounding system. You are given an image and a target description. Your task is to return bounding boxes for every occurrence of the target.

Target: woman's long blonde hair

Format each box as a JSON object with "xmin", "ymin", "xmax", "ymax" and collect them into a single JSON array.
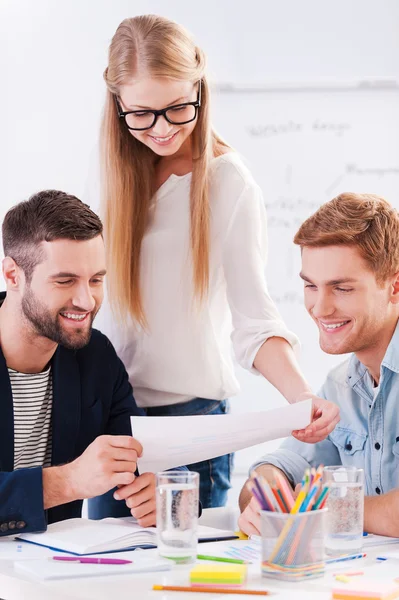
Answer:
[{"xmin": 101, "ymin": 14, "xmax": 230, "ymax": 327}]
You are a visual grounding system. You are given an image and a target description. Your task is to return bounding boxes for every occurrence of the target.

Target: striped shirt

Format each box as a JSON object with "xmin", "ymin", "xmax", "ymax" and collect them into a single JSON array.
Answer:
[{"xmin": 9, "ymin": 366, "xmax": 53, "ymax": 470}]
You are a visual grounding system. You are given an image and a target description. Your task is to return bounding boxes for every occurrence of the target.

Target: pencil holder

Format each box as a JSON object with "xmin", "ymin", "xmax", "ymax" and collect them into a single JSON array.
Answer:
[{"xmin": 260, "ymin": 508, "xmax": 327, "ymax": 581}]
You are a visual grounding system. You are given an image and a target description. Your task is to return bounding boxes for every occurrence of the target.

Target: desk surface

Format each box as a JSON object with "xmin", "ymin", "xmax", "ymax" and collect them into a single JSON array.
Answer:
[{"xmin": 0, "ymin": 539, "xmax": 396, "ymax": 600}]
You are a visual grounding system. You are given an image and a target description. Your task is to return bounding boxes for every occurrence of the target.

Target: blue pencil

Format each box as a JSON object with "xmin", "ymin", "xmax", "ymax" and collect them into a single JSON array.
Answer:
[{"xmin": 326, "ymin": 553, "xmax": 366, "ymax": 564}]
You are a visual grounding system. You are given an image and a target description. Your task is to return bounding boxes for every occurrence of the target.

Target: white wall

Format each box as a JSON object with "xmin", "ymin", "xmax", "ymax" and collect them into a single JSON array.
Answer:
[
  {"xmin": 2, "ymin": 0, "xmax": 399, "ymax": 506},
  {"xmin": 2, "ymin": 0, "xmax": 399, "ymax": 205}
]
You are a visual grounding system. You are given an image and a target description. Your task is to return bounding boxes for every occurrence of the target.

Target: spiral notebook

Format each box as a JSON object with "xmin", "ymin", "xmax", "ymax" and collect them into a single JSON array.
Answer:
[{"xmin": 17, "ymin": 517, "xmax": 238, "ymax": 555}]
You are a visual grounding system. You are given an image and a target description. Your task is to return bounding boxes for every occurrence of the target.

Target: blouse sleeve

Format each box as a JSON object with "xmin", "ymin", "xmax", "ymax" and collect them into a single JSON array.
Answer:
[{"xmin": 222, "ymin": 181, "xmax": 299, "ymax": 374}]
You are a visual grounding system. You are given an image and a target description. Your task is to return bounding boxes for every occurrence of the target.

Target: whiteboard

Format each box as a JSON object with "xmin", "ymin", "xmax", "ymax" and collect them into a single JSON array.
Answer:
[{"xmin": 211, "ymin": 86, "xmax": 399, "ymax": 473}]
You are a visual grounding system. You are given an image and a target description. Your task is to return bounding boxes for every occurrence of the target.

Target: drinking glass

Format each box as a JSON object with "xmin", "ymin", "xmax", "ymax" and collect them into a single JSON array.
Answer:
[
  {"xmin": 323, "ymin": 466, "xmax": 364, "ymax": 556},
  {"xmin": 156, "ymin": 470, "xmax": 199, "ymax": 564}
]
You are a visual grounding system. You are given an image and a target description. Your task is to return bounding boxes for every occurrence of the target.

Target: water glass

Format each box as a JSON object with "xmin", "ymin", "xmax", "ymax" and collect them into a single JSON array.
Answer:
[
  {"xmin": 323, "ymin": 466, "xmax": 364, "ymax": 557},
  {"xmin": 156, "ymin": 470, "xmax": 199, "ymax": 564}
]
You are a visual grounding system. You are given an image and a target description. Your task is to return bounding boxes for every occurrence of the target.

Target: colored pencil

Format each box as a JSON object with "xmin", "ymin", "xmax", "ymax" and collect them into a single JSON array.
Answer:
[
  {"xmin": 273, "ymin": 469, "xmax": 295, "ymax": 511},
  {"xmin": 251, "ymin": 474, "xmax": 271, "ymax": 510},
  {"xmin": 153, "ymin": 585, "xmax": 270, "ymax": 595},
  {"xmin": 258, "ymin": 476, "xmax": 280, "ymax": 512},
  {"xmin": 272, "ymin": 486, "xmax": 288, "ymax": 512},
  {"xmin": 313, "ymin": 484, "xmax": 330, "ymax": 510},
  {"xmin": 247, "ymin": 480, "xmax": 268, "ymax": 510},
  {"xmin": 197, "ymin": 554, "xmax": 250, "ymax": 565}
]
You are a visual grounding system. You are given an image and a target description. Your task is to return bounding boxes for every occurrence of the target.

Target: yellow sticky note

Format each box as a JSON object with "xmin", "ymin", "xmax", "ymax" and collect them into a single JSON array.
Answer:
[
  {"xmin": 190, "ymin": 564, "xmax": 247, "ymax": 585},
  {"xmin": 235, "ymin": 530, "xmax": 249, "ymax": 540},
  {"xmin": 335, "ymin": 575, "xmax": 351, "ymax": 583}
]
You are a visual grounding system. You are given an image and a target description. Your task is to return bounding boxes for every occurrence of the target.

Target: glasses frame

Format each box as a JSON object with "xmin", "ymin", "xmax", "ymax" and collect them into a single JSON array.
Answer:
[{"xmin": 115, "ymin": 80, "xmax": 202, "ymax": 131}]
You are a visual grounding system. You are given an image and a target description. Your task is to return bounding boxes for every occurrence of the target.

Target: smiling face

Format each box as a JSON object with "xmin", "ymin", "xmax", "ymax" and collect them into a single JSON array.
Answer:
[
  {"xmin": 118, "ymin": 77, "xmax": 199, "ymax": 157},
  {"xmin": 16, "ymin": 236, "xmax": 106, "ymax": 350},
  {"xmin": 301, "ymin": 245, "xmax": 399, "ymax": 357}
]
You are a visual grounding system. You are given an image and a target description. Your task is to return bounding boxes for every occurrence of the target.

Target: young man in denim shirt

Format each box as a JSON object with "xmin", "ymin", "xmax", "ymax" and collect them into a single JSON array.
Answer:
[{"xmin": 239, "ymin": 192, "xmax": 399, "ymax": 537}]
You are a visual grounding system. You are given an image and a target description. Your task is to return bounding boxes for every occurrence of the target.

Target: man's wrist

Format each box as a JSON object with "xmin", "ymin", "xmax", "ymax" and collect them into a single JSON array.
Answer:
[
  {"xmin": 364, "ymin": 492, "xmax": 398, "ymax": 536},
  {"xmin": 42, "ymin": 463, "xmax": 79, "ymax": 510}
]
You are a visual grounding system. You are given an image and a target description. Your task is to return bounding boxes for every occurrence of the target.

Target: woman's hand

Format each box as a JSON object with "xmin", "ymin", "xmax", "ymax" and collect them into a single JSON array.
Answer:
[{"xmin": 292, "ymin": 393, "xmax": 340, "ymax": 443}]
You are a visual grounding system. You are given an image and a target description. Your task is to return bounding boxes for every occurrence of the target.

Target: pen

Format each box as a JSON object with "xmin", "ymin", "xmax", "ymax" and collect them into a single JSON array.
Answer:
[
  {"xmin": 326, "ymin": 553, "xmax": 366, "ymax": 564},
  {"xmin": 333, "ymin": 571, "xmax": 364, "ymax": 577},
  {"xmin": 52, "ymin": 556, "xmax": 132, "ymax": 565},
  {"xmin": 197, "ymin": 554, "xmax": 250, "ymax": 564},
  {"xmin": 153, "ymin": 585, "xmax": 269, "ymax": 595}
]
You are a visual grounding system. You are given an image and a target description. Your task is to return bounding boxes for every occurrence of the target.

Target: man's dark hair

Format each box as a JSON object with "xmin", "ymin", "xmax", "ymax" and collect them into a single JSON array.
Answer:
[{"xmin": 2, "ymin": 190, "xmax": 103, "ymax": 281}]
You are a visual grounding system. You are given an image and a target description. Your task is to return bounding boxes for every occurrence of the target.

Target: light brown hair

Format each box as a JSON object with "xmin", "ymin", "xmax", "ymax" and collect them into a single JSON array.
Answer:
[
  {"xmin": 294, "ymin": 192, "xmax": 399, "ymax": 283},
  {"xmin": 101, "ymin": 15, "xmax": 230, "ymax": 326}
]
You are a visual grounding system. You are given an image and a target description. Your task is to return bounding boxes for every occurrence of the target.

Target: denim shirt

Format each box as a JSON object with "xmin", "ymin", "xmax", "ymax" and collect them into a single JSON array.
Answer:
[{"xmin": 252, "ymin": 320, "xmax": 399, "ymax": 497}]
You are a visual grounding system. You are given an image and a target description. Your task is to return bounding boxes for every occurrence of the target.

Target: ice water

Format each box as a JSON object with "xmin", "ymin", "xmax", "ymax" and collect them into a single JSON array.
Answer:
[
  {"xmin": 325, "ymin": 482, "xmax": 364, "ymax": 556},
  {"xmin": 156, "ymin": 482, "xmax": 198, "ymax": 564}
]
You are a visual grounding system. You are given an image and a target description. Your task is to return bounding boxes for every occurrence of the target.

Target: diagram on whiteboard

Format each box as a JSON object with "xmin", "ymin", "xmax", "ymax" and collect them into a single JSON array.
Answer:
[{"xmin": 212, "ymin": 88, "xmax": 399, "ymax": 396}]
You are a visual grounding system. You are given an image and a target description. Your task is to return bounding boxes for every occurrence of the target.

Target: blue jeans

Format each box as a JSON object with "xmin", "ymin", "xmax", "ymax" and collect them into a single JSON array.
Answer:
[{"xmin": 145, "ymin": 398, "xmax": 233, "ymax": 509}]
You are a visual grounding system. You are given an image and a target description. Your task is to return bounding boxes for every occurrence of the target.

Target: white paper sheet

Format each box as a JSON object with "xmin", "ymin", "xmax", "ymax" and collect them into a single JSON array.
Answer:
[
  {"xmin": 0, "ymin": 537, "xmax": 55, "ymax": 560},
  {"xmin": 131, "ymin": 399, "xmax": 312, "ymax": 473}
]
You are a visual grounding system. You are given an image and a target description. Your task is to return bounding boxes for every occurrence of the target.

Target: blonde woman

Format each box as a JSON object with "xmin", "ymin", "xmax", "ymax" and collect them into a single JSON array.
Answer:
[{"xmin": 89, "ymin": 14, "xmax": 339, "ymax": 511}]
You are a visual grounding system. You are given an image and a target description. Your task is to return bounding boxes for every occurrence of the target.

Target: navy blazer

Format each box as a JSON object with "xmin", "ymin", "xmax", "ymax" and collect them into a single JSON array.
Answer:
[{"xmin": 0, "ymin": 321, "xmax": 145, "ymax": 537}]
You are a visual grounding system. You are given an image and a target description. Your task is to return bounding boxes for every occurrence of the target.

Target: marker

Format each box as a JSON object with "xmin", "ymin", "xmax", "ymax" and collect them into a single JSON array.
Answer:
[{"xmin": 52, "ymin": 556, "xmax": 132, "ymax": 564}]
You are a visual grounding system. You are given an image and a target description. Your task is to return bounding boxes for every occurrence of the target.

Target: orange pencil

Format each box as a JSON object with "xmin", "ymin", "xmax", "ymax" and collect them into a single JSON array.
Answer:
[
  {"xmin": 271, "ymin": 485, "xmax": 287, "ymax": 512},
  {"xmin": 153, "ymin": 585, "xmax": 270, "ymax": 595},
  {"xmin": 273, "ymin": 469, "xmax": 295, "ymax": 511}
]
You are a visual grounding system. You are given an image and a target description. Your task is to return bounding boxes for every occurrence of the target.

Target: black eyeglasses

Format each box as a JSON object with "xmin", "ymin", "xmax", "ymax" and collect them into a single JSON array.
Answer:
[{"xmin": 116, "ymin": 80, "xmax": 202, "ymax": 131}]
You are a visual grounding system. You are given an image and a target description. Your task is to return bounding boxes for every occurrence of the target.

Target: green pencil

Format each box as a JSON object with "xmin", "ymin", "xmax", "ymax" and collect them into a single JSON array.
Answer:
[{"xmin": 197, "ymin": 554, "xmax": 250, "ymax": 564}]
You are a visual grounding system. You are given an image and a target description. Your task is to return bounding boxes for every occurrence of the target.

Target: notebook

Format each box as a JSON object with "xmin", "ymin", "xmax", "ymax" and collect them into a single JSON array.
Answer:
[
  {"xmin": 14, "ymin": 555, "xmax": 172, "ymax": 580},
  {"xmin": 362, "ymin": 534, "xmax": 399, "ymax": 548},
  {"xmin": 17, "ymin": 517, "xmax": 238, "ymax": 555}
]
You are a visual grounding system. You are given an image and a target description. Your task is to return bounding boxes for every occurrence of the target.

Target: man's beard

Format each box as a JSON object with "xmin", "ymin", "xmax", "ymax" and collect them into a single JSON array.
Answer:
[{"xmin": 21, "ymin": 286, "xmax": 96, "ymax": 350}]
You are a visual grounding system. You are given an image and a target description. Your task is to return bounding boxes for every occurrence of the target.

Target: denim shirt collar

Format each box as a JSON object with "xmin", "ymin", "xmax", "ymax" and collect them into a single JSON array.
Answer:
[{"xmin": 347, "ymin": 318, "xmax": 399, "ymax": 387}]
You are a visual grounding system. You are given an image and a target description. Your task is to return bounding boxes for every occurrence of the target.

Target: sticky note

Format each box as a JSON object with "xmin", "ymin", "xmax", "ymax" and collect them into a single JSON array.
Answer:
[
  {"xmin": 335, "ymin": 575, "xmax": 351, "ymax": 583},
  {"xmin": 190, "ymin": 564, "xmax": 247, "ymax": 588},
  {"xmin": 332, "ymin": 579, "xmax": 399, "ymax": 600}
]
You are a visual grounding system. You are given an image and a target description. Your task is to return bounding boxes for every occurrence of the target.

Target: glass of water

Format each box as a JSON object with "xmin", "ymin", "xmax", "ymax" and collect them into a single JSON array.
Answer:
[
  {"xmin": 156, "ymin": 470, "xmax": 199, "ymax": 564},
  {"xmin": 323, "ymin": 466, "xmax": 364, "ymax": 557}
]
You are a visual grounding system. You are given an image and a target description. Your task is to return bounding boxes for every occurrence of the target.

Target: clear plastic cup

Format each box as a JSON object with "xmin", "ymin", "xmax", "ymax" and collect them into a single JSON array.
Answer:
[{"xmin": 261, "ymin": 508, "xmax": 327, "ymax": 581}]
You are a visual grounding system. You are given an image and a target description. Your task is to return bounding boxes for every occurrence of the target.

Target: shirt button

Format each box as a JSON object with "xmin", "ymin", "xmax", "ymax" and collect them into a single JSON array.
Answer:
[
  {"xmin": 376, "ymin": 487, "xmax": 381, "ymax": 494},
  {"xmin": 345, "ymin": 443, "xmax": 352, "ymax": 451},
  {"xmin": 375, "ymin": 442, "xmax": 381, "ymax": 450},
  {"xmin": 16, "ymin": 521, "xmax": 26, "ymax": 529},
  {"xmin": 8, "ymin": 521, "xmax": 16, "ymax": 530},
  {"xmin": 0, "ymin": 523, "xmax": 8, "ymax": 532}
]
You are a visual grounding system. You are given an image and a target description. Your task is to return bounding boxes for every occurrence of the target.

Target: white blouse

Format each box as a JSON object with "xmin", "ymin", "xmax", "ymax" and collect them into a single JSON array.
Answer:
[{"xmin": 90, "ymin": 152, "xmax": 298, "ymax": 407}]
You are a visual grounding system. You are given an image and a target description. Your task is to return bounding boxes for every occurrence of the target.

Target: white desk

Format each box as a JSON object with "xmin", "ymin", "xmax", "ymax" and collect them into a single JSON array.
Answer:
[{"xmin": 0, "ymin": 539, "xmax": 396, "ymax": 600}]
